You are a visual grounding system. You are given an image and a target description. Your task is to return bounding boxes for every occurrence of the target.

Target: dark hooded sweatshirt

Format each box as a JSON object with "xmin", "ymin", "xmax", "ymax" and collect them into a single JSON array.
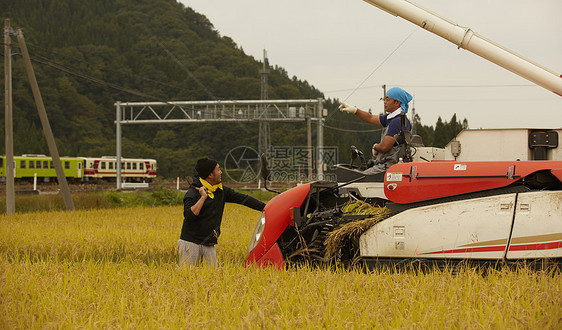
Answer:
[{"xmin": 180, "ymin": 176, "xmax": 266, "ymax": 245}]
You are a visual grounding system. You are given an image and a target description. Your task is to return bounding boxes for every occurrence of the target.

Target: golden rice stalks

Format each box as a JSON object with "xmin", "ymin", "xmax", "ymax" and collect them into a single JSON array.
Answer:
[{"xmin": 324, "ymin": 201, "xmax": 394, "ymax": 259}]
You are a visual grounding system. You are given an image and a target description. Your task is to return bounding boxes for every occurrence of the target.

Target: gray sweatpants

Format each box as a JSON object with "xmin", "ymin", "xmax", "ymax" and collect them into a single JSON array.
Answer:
[
  {"xmin": 177, "ymin": 239, "xmax": 217, "ymax": 268},
  {"xmin": 361, "ymin": 163, "xmax": 387, "ymax": 175}
]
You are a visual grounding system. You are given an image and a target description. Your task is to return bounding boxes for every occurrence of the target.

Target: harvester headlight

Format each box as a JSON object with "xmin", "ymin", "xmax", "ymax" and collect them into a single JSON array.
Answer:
[{"xmin": 248, "ymin": 212, "xmax": 266, "ymax": 253}]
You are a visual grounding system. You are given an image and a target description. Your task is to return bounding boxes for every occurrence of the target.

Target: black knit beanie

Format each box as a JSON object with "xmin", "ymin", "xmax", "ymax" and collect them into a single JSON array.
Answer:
[{"xmin": 195, "ymin": 157, "xmax": 218, "ymax": 179}]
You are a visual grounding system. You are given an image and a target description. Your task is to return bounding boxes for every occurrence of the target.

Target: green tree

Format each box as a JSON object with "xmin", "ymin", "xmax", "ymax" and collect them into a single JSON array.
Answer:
[
  {"xmin": 0, "ymin": 0, "xmax": 323, "ymax": 178},
  {"xmin": 433, "ymin": 114, "xmax": 468, "ymax": 148}
]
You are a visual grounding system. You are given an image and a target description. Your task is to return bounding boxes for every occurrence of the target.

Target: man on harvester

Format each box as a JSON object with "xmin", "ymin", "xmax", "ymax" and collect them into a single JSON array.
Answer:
[{"xmin": 339, "ymin": 87, "xmax": 413, "ymax": 174}]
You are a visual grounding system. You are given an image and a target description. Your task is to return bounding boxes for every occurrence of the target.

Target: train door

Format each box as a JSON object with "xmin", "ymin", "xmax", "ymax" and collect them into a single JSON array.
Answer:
[{"xmin": 77, "ymin": 161, "xmax": 82, "ymax": 178}]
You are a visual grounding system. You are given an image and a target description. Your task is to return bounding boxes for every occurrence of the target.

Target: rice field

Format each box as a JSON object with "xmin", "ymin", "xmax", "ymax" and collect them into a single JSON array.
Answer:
[{"xmin": 1, "ymin": 204, "xmax": 561, "ymax": 328}]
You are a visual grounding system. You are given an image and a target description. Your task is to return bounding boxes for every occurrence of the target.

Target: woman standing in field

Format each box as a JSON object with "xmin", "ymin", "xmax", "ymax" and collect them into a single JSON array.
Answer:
[{"xmin": 178, "ymin": 157, "xmax": 266, "ymax": 267}]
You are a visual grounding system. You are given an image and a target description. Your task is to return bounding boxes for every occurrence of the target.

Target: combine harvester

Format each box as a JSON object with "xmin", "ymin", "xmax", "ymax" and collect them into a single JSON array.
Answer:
[{"xmin": 245, "ymin": 0, "xmax": 562, "ymax": 271}]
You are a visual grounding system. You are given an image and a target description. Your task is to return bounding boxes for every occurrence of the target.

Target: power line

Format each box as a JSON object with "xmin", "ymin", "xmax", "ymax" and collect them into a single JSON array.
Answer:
[
  {"xmin": 326, "ymin": 29, "xmax": 416, "ymax": 122},
  {"xmin": 324, "ymin": 115, "xmax": 381, "ymax": 125},
  {"xmin": 415, "ymin": 97, "xmax": 555, "ymax": 102},
  {"xmin": 341, "ymin": 30, "xmax": 416, "ymax": 103},
  {"xmin": 150, "ymin": 35, "xmax": 218, "ymax": 101},
  {"xmin": 29, "ymin": 54, "xmax": 172, "ymax": 103},
  {"xmin": 3, "ymin": 42, "xmax": 178, "ymax": 102},
  {"xmin": 322, "ymin": 123, "xmax": 383, "ymax": 133},
  {"xmin": 2, "ymin": 40, "xmax": 200, "ymax": 97},
  {"xmin": 3, "ymin": 42, "xmax": 247, "ymax": 120},
  {"xmin": 325, "ymin": 83, "xmax": 536, "ymax": 93}
]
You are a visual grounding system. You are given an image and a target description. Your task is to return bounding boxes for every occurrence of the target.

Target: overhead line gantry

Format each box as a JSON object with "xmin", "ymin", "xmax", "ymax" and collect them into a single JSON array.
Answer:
[{"xmin": 114, "ymin": 99, "xmax": 327, "ymax": 189}]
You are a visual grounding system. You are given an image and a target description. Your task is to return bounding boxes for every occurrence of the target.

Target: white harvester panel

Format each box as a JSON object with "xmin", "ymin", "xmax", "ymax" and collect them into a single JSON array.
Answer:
[
  {"xmin": 506, "ymin": 191, "xmax": 562, "ymax": 260},
  {"xmin": 446, "ymin": 129, "xmax": 530, "ymax": 161},
  {"xmin": 341, "ymin": 182, "xmax": 386, "ymax": 199},
  {"xmin": 444, "ymin": 128, "xmax": 562, "ymax": 161},
  {"xmin": 360, "ymin": 194, "xmax": 517, "ymax": 259},
  {"xmin": 412, "ymin": 147, "xmax": 446, "ymax": 162}
]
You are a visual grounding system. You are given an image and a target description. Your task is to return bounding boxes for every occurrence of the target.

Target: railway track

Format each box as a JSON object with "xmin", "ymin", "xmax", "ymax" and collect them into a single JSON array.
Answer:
[
  {"xmin": 0, "ymin": 183, "xmax": 122, "ymax": 194},
  {"xmin": 0, "ymin": 181, "xmax": 289, "ymax": 194}
]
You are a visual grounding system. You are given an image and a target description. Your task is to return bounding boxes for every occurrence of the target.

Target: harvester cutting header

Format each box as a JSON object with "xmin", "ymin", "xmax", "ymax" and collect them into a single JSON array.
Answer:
[{"xmin": 244, "ymin": 0, "xmax": 562, "ymax": 271}]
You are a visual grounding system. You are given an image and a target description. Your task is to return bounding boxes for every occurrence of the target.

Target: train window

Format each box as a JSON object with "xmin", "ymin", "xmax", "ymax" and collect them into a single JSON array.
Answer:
[
  {"xmin": 139, "ymin": 163, "xmax": 144, "ymax": 170},
  {"xmin": 127, "ymin": 162, "xmax": 131, "ymax": 170},
  {"xmin": 132, "ymin": 163, "xmax": 137, "ymax": 170},
  {"xmin": 101, "ymin": 162, "xmax": 106, "ymax": 170},
  {"xmin": 109, "ymin": 162, "xmax": 113, "ymax": 170},
  {"xmin": 30, "ymin": 161, "xmax": 34, "ymax": 169},
  {"xmin": 43, "ymin": 161, "xmax": 48, "ymax": 168},
  {"xmin": 64, "ymin": 161, "xmax": 70, "ymax": 169},
  {"xmin": 49, "ymin": 161, "xmax": 54, "ymax": 169},
  {"xmin": 20, "ymin": 160, "xmax": 26, "ymax": 169},
  {"xmin": 36, "ymin": 161, "xmax": 42, "ymax": 169}
]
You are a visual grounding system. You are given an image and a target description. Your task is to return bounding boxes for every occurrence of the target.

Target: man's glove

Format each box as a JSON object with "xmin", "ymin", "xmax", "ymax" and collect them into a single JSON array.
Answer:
[
  {"xmin": 372, "ymin": 143, "xmax": 379, "ymax": 157},
  {"xmin": 338, "ymin": 103, "xmax": 357, "ymax": 114}
]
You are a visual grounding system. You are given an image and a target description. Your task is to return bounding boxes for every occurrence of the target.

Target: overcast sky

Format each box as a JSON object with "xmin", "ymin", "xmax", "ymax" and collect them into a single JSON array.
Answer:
[{"xmin": 179, "ymin": 0, "xmax": 562, "ymax": 129}]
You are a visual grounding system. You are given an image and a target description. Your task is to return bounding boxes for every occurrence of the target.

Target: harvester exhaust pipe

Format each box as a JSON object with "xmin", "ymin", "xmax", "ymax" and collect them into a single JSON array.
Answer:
[{"xmin": 363, "ymin": 0, "xmax": 562, "ymax": 96}]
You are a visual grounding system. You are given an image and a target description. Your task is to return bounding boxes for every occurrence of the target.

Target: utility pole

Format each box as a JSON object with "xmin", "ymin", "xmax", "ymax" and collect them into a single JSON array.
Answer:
[
  {"xmin": 306, "ymin": 113, "xmax": 312, "ymax": 180},
  {"xmin": 116, "ymin": 101, "xmax": 122, "ymax": 190},
  {"xmin": 16, "ymin": 28, "xmax": 74, "ymax": 211},
  {"xmin": 411, "ymin": 96, "xmax": 417, "ymax": 135},
  {"xmin": 258, "ymin": 49, "xmax": 270, "ymax": 158},
  {"xmin": 316, "ymin": 98, "xmax": 324, "ymax": 179},
  {"xmin": 4, "ymin": 19, "xmax": 15, "ymax": 214},
  {"xmin": 381, "ymin": 84, "xmax": 386, "ymax": 113}
]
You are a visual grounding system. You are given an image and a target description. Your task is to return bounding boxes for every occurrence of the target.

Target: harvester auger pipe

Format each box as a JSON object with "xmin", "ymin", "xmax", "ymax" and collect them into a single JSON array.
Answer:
[{"xmin": 363, "ymin": 0, "xmax": 562, "ymax": 96}]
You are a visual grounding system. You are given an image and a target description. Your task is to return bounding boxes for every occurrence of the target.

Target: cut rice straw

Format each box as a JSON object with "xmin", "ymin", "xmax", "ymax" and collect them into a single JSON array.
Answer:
[{"xmin": 324, "ymin": 200, "xmax": 394, "ymax": 260}]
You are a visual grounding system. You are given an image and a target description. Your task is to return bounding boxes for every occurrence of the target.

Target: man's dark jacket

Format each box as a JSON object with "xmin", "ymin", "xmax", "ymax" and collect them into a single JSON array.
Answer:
[{"xmin": 180, "ymin": 177, "xmax": 266, "ymax": 245}]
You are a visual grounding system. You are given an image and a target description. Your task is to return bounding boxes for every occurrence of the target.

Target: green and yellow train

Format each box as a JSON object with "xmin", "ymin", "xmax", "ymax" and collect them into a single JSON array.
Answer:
[{"xmin": 0, "ymin": 154, "xmax": 157, "ymax": 182}]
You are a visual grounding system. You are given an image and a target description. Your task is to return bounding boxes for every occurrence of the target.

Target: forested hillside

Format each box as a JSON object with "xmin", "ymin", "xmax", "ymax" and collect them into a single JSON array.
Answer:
[{"xmin": 1, "ymin": 0, "xmax": 466, "ymax": 179}]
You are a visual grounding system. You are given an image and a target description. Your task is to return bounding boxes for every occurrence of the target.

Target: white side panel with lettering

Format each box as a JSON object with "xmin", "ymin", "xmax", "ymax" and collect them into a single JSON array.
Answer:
[
  {"xmin": 360, "ymin": 194, "xmax": 517, "ymax": 259},
  {"xmin": 506, "ymin": 191, "xmax": 562, "ymax": 259}
]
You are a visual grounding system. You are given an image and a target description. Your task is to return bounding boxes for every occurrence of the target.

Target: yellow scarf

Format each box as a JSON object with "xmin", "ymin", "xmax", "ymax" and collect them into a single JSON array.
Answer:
[{"xmin": 199, "ymin": 178, "xmax": 223, "ymax": 199}]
